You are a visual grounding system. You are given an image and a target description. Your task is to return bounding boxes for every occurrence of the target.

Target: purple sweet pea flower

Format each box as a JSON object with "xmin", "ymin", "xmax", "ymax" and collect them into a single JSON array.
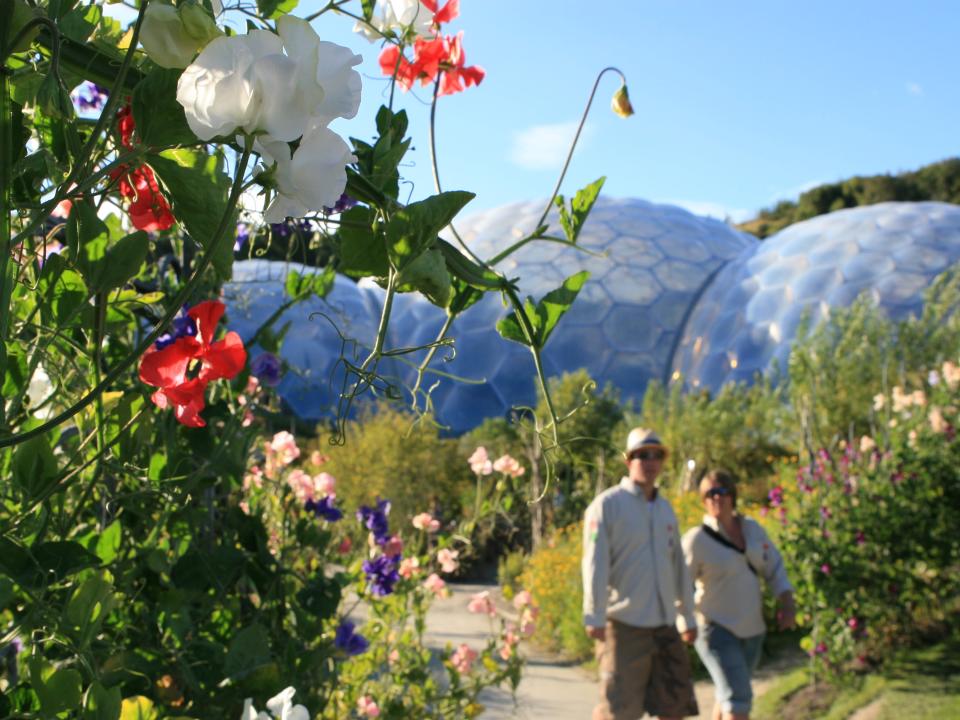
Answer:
[
  {"xmin": 305, "ymin": 495, "xmax": 342, "ymax": 522},
  {"xmin": 234, "ymin": 223, "xmax": 251, "ymax": 252},
  {"xmin": 357, "ymin": 499, "xmax": 391, "ymax": 545},
  {"xmin": 250, "ymin": 352, "xmax": 282, "ymax": 387},
  {"xmin": 323, "ymin": 193, "xmax": 358, "ymax": 215},
  {"xmin": 73, "ymin": 82, "xmax": 109, "ymax": 112},
  {"xmin": 155, "ymin": 307, "xmax": 197, "ymax": 350},
  {"xmin": 362, "ymin": 554, "xmax": 400, "ymax": 597},
  {"xmin": 334, "ymin": 620, "xmax": 369, "ymax": 656}
]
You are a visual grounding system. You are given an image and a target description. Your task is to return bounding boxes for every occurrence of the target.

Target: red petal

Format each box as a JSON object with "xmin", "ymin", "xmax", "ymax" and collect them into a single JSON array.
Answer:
[
  {"xmin": 199, "ymin": 331, "xmax": 247, "ymax": 382},
  {"xmin": 461, "ymin": 64, "xmax": 485, "ymax": 88},
  {"xmin": 139, "ymin": 338, "xmax": 200, "ymax": 388},
  {"xmin": 188, "ymin": 300, "xmax": 226, "ymax": 346},
  {"xmin": 433, "ymin": 0, "xmax": 459, "ymax": 25},
  {"xmin": 163, "ymin": 378, "xmax": 208, "ymax": 428}
]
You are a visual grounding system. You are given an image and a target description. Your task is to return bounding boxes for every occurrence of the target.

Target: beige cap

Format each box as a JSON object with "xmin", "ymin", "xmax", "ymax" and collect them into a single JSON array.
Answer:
[{"xmin": 625, "ymin": 427, "xmax": 668, "ymax": 456}]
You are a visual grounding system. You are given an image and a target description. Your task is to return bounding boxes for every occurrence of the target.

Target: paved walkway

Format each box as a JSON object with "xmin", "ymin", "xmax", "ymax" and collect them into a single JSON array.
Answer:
[{"xmin": 425, "ymin": 583, "xmax": 726, "ymax": 719}]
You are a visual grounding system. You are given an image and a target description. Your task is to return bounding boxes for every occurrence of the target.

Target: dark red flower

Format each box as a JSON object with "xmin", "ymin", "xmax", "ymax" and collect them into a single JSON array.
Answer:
[
  {"xmin": 112, "ymin": 104, "xmax": 175, "ymax": 232},
  {"xmin": 139, "ymin": 300, "xmax": 247, "ymax": 427}
]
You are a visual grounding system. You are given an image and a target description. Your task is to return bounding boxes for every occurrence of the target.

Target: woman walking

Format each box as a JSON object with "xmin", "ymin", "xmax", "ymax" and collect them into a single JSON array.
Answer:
[{"xmin": 682, "ymin": 470, "xmax": 796, "ymax": 720}]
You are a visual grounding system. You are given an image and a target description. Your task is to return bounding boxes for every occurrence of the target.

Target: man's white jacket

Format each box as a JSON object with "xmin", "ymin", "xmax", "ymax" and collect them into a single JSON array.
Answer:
[{"xmin": 582, "ymin": 477, "xmax": 695, "ymax": 632}]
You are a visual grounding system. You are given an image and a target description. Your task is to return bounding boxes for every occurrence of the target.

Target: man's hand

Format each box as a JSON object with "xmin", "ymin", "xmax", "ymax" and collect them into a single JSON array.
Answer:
[
  {"xmin": 776, "ymin": 607, "xmax": 797, "ymax": 631},
  {"xmin": 586, "ymin": 625, "xmax": 606, "ymax": 641},
  {"xmin": 680, "ymin": 629, "xmax": 697, "ymax": 644}
]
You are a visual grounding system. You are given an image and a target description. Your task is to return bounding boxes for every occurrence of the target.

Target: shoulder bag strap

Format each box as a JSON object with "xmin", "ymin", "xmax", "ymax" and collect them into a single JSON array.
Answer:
[{"xmin": 701, "ymin": 524, "xmax": 758, "ymax": 576}]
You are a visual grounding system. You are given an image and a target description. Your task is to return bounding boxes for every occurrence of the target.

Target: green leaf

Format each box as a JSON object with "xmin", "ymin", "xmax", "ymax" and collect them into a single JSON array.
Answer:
[
  {"xmin": 2, "ymin": 342, "xmax": 27, "ymax": 397},
  {"xmin": 0, "ymin": 537, "xmax": 37, "ymax": 584},
  {"xmin": 65, "ymin": 572, "xmax": 115, "ymax": 649},
  {"xmin": 496, "ymin": 298, "xmax": 537, "ymax": 347},
  {"xmin": 133, "ymin": 68, "xmax": 197, "ymax": 147},
  {"xmin": 148, "ymin": 453, "xmax": 167, "ymax": 483},
  {"xmin": 555, "ymin": 176, "xmax": 605, "ymax": 244},
  {"xmin": 33, "ymin": 540, "xmax": 101, "ymax": 582},
  {"xmin": 38, "ymin": 255, "xmax": 88, "ymax": 326},
  {"xmin": 84, "ymin": 682, "xmax": 122, "ymax": 720},
  {"xmin": 95, "ymin": 522, "xmax": 122, "ymax": 564},
  {"xmin": 437, "ymin": 239, "xmax": 508, "ymax": 291},
  {"xmin": 36, "ymin": 71, "xmax": 75, "ymax": 120},
  {"xmin": 385, "ymin": 191, "xmax": 475, "ymax": 270},
  {"xmin": 296, "ymin": 575, "xmax": 342, "ymax": 620},
  {"xmin": 337, "ymin": 206, "xmax": 389, "ymax": 278},
  {"xmin": 59, "ymin": 3, "xmax": 102, "ymax": 43},
  {"xmin": 119, "ymin": 697, "xmax": 158, "ymax": 720},
  {"xmin": 224, "ymin": 623, "xmax": 272, "ymax": 678},
  {"xmin": 67, "ymin": 200, "xmax": 107, "ymax": 261},
  {"xmin": 396, "ymin": 248, "xmax": 451, "ymax": 307},
  {"xmin": 285, "ymin": 266, "xmax": 335, "ymax": 300},
  {"xmin": 255, "ymin": 0, "xmax": 298, "ymax": 20},
  {"xmin": 360, "ymin": 0, "xmax": 375, "ymax": 20},
  {"xmin": 448, "ymin": 278, "xmax": 485, "ymax": 315},
  {"xmin": 536, "ymin": 270, "xmax": 591, "ymax": 346},
  {"xmin": 149, "ymin": 148, "xmax": 235, "ymax": 280},
  {"xmin": 30, "ymin": 659, "xmax": 83, "ymax": 715},
  {"xmin": 12, "ymin": 434, "xmax": 59, "ymax": 502}
]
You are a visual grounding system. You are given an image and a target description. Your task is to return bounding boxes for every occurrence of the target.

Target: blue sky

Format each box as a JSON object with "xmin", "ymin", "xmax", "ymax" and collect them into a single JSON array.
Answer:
[
  {"xmin": 310, "ymin": 0, "xmax": 960, "ymax": 221},
  {"xmin": 114, "ymin": 1, "xmax": 960, "ymax": 222}
]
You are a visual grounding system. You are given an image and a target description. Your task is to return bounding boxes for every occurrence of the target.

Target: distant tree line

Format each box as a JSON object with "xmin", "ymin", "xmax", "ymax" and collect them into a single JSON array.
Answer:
[{"xmin": 738, "ymin": 157, "xmax": 960, "ymax": 238}]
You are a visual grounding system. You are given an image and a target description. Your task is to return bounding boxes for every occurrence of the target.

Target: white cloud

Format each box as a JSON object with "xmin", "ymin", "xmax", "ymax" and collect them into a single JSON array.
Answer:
[
  {"xmin": 659, "ymin": 199, "xmax": 753, "ymax": 224},
  {"xmin": 509, "ymin": 121, "xmax": 592, "ymax": 171},
  {"xmin": 906, "ymin": 82, "xmax": 923, "ymax": 97}
]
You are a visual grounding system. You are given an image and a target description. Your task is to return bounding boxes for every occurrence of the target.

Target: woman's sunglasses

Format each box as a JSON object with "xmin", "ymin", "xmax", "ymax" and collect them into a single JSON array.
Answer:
[
  {"xmin": 629, "ymin": 449, "xmax": 665, "ymax": 461},
  {"xmin": 703, "ymin": 486, "xmax": 731, "ymax": 500}
]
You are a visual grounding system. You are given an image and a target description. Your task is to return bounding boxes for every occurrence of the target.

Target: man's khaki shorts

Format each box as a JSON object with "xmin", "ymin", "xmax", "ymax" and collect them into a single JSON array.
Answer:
[{"xmin": 593, "ymin": 621, "xmax": 699, "ymax": 719}]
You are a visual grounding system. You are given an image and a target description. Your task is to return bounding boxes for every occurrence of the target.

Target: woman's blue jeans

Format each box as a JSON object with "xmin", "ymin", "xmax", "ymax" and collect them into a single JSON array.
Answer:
[{"xmin": 694, "ymin": 622, "xmax": 764, "ymax": 715}]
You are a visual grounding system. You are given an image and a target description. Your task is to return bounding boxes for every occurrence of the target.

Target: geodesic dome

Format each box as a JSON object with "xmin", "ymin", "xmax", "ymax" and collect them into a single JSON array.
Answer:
[
  {"xmin": 673, "ymin": 202, "xmax": 960, "ymax": 389},
  {"xmin": 222, "ymin": 199, "xmax": 960, "ymax": 434}
]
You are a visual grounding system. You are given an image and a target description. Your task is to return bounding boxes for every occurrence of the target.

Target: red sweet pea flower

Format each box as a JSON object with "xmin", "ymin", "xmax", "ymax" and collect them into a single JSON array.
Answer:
[
  {"xmin": 437, "ymin": 32, "xmax": 484, "ymax": 96},
  {"xmin": 139, "ymin": 300, "xmax": 247, "ymax": 428},
  {"xmin": 112, "ymin": 104, "xmax": 175, "ymax": 232},
  {"xmin": 422, "ymin": 0, "xmax": 459, "ymax": 25},
  {"xmin": 378, "ymin": 32, "xmax": 484, "ymax": 96}
]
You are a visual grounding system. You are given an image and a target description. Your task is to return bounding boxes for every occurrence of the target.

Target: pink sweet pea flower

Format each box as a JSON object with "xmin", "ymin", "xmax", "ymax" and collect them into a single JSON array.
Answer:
[
  {"xmin": 399, "ymin": 557, "xmax": 421, "ymax": 579},
  {"xmin": 437, "ymin": 548, "xmax": 459, "ymax": 574},
  {"xmin": 512, "ymin": 590, "xmax": 533, "ymax": 610},
  {"xmin": 315, "ymin": 472, "xmax": 336, "ymax": 497},
  {"xmin": 450, "ymin": 644, "xmax": 478, "ymax": 674},
  {"xmin": 286, "ymin": 469, "xmax": 314, "ymax": 501},
  {"xmin": 309, "ymin": 450, "xmax": 329, "ymax": 466},
  {"xmin": 493, "ymin": 454, "xmax": 525, "ymax": 478},
  {"xmin": 412, "ymin": 512, "xmax": 441, "ymax": 532},
  {"xmin": 243, "ymin": 466, "xmax": 264, "ymax": 491},
  {"xmin": 423, "ymin": 572, "xmax": 448, "ymax": 597},
  {"xmin": 357, "ymin": 695, "xmax": 380, "ymax": 717},
  {"xmin": 467, "ymin": 591, "xmax": 497, "ymax": 617},
  {"xmin": 268, "ymin": 430, "xmax": 300, "ymax": 465},
  {"xmin": 383, "ymin": 535, "xmax": 403, "ymax": 558},
  {"xmin": 467, "ymin": 447, "xmax": 493, "ymax": 475}
]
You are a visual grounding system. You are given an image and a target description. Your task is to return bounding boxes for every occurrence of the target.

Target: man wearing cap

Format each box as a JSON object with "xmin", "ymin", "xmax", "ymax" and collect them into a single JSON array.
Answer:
[{"xmin": 582, "ymin": 428, "xmax": 699, "ymax": 720}]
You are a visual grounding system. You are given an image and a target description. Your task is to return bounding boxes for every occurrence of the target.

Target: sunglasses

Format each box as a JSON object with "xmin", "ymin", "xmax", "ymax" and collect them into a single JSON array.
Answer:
[
  {"xmin": 704, "ymin": 487, "xmax": 731, "ymax": 500},
  {"xmin": 630, "ymin": 449, "xmax": 665, "ymax": 462}
]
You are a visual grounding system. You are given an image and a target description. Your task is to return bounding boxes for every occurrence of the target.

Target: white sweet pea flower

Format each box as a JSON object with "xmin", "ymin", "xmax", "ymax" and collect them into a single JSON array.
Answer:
[
  {"xmin": 242, "ymin": 688, "xmax": 309, "ymax": 720},
  {"xmin": 355, "ymin": 0, "xmax": 433, "ymax": 41},
  {"xmin": 140, "ymin": 2, "xmax": 221, "ymax": 69},
  {"xmin": 177, "ymin": 17, "xmax": 361, "ymax": 141},
  {"xmin": 259, "ymin": 123, "xmax": 356, "ymax": 222}
]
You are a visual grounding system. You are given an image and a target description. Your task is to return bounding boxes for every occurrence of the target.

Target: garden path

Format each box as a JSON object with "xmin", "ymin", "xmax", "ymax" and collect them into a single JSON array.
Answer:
[{"xmin": 425, "ymin": 583, "xmax": 729, "ymax": 719}]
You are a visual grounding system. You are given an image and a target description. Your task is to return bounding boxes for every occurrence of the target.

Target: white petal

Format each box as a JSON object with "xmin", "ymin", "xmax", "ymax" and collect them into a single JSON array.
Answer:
[
  {"xmin": 313, "ymin": 41, "xmax": 362, "ymax": 122},
  {"xmin": 263, "ymin": 194, "xmax": 309, "ymax": 224},
  {"xmin": 266, "ymin": 687, "xmax": 296, "ymax": 717},
  {"xmin": 241, "ymin": 699, "xmax": 259, "ymax": 720},
  {"xmin": 284, "ymin": 705, "xmax": 311, "ymax": 720},
  {"xmin": 246, "ymin": 54, "xmax": 304, "ymax": 140},
  {"xmin": 177, "ymin": 35, "xmax": 256, "ymax": 140},
  {"xmin": 288, "ymin": 125, "xmax": 356, "ymax": 211}
]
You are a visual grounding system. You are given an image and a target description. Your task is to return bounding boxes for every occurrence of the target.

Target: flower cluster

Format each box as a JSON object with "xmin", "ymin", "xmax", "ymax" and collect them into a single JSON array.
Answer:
[
  {"xmin": 370, "ymin": 0, "xmax": 484, "ymax": 97},
  {"xmin": 176, "ymin": 15, "xmax": 361, "ymax": 222},
  {"xmin": 139, "ymin": 300, "xmax": 246, "ymax": 427},
  {"xmin": 110, "ymin": 105, "xmax": 175, "ymax": 232}
]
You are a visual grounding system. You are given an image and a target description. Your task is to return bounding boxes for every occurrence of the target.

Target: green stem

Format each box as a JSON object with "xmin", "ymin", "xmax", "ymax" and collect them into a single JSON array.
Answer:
[
  {"xmin": 0, "ymin": 42, "xmax": 14, "ymax": 353},
  {"xmin": 409, "ymin": 313, "xmax": 454, "ymax": 406},
  {"xmin": 0, "ymin": 141, "xmax": 255, "ymax": 449},
  {"xmin": 533, "ymin": 66, "xmax": 626, "ymax": 232}
]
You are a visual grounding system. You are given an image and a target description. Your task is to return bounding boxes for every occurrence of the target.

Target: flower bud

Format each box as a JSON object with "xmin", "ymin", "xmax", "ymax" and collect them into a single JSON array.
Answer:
[
  {"xmin": 179, "ymin": 1, "xmax": 221, "ymax": 44},
  {"xmin": 140, "ymin": 2, "xmax": 219, "ymax": 69},
  {"xmin": 611, "ymin": 83, "xmax": 634, "ymax": 118}
]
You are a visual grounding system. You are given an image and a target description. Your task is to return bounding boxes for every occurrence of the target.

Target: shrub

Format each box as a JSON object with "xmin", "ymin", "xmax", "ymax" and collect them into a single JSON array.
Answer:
[{"xmin": 519, "ymin": 523, "xmax": 593, "ymax": 661}]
